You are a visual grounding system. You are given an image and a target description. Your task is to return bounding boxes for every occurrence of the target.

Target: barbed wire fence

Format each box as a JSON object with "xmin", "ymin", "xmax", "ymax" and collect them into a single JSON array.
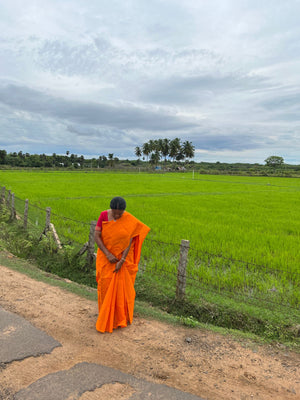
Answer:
[{"xmin": 1, "ymin": 186, "xmax": 299, "ymax": 313}]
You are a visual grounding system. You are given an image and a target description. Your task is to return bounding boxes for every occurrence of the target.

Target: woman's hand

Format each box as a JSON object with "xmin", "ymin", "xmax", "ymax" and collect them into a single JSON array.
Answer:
[
  {"xmin": 113, "ymin": 259, "xmax": 124, "ymax": 273},
  {"xmin": 106, "ymin": 252, "xmax": 119, "ymax": 263},
  {"xmin": 95, "ymin": 231, "xmax": 118, "ymax": 263}
]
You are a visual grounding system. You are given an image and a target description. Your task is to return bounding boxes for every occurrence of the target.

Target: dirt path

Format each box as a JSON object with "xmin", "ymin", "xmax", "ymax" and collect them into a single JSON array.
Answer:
[{"xmin": 0, "ymin": 264, "xmax": 299, "ymax": 400}]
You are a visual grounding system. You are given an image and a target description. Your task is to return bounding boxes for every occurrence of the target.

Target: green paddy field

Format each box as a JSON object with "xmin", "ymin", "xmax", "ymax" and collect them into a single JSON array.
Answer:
[{"xmin": 1, "ymin": 169, "xmax": 299, "ymax": 311}]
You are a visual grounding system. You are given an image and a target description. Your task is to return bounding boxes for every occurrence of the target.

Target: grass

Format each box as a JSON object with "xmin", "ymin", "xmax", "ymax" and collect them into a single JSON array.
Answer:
[
  {"xmin": 1, "ymin": 170, "xmax": 299, "ymax": 300},
  {"xmin": 0, "ymin": 171, "xmax": 299, "ymax": 263},
  {"xmin": 0, "ymin": 169, "xmax": 299, "ymax": 343}
]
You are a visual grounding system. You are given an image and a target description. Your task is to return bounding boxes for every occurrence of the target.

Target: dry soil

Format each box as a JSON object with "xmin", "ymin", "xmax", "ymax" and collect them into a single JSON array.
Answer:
[{"xmin": 0, "ymin": 264, "xmax": 299, "ymax": 400}]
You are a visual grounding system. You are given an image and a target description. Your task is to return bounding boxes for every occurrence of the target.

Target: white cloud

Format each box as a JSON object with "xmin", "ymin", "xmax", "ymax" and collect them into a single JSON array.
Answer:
[{"xmin": 0, "ymin": 0, "xmax": 299, "ymax": 163}]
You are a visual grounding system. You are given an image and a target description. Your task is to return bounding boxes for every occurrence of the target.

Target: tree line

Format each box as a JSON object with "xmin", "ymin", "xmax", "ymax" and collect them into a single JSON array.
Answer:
[
  {"xmin": 0, "ymin": 150, "xmax": 85, "ymax": 168},
  {"xmin": 1, "ymin": 149, "xmax": 299, "ymax": 177},
  {"xmin": 135, "ymin": 138, "xmax": 195, "ymax": 165},
  {"xmin": 0, "ymin": 138, "xmax": 195, "ymax": 169},
  {"xmin": 0, "ymin": 150, "xmax": 119, "ymax": 168}
]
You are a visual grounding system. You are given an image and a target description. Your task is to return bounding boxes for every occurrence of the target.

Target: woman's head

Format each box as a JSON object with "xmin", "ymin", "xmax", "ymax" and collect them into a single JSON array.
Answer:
[
  {"xmin": 110, "ymin": 196, "xmax": 126, "ymax": 219},
  {"xmin": 110, "ymin": 196, "xmax": 126, "ymax": 210}
]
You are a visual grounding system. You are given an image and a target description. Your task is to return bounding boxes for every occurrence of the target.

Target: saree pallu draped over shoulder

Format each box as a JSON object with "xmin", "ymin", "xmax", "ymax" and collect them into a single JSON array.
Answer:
[{"xmin": 96, "ymin": 211, "xmax": 150, "ymax": 333}]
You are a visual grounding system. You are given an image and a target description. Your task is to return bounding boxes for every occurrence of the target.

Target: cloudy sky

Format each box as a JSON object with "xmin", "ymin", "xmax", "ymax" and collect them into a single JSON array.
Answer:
[{"xmin": 0, "ymin": 0, "xmax": 300, "ymax": 164}]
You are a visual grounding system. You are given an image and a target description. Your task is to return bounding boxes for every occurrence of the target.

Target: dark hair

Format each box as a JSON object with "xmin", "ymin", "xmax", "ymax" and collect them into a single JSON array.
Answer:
[{"xmin": 110, "ymin": 196, "xmax": 126, "ymax": 210}]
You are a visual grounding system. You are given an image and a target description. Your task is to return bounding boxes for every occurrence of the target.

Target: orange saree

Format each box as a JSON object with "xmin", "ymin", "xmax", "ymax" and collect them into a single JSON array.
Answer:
[{"xmin": 96, "ymin": 211, "xmax": 150, "ymax": 333}]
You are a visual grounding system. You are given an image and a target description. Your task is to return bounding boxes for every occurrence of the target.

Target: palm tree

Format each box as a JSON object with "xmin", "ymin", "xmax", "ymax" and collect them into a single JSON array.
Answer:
[
  {"xmin": 135, "ymin": 146, "xmax": 142, "ymax": 160},
  {"xmin": 150, "ymin": 150, "xmax": 160, "ymax": 167},
  {"xmin": 176, "ymin": 149, "xmax": 185, "ymax": 162},
  {"xmin": 108, "ymin": 153, "xmax": 114, "ymax": 167},
  {"xmin": 160, "ymin": 138, "xmax": 170, "ymax": 163},
  {"xmin": 182, "ymin": 140, "xmax": 195, "ymax": 162},
  {"xmin": 142, "ymin": 142, "xmax": 151, "ymax": 162},
  {"xmin": 169, "ymin": 138, "xmax": 181, "ymax": 162},
  {"xmin": 148, "ymin": 139, "xmax": 156, "ymax": 153}
]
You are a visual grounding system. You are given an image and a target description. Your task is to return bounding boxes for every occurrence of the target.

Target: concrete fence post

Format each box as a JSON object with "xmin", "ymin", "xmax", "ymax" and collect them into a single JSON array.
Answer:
[
  {"xmin": 50, "ymin": 223, "xmax": 63, "ymax": 249},
  {"xmin": 176, "ymin": 239, "xmax": 190, "ymax": 301}
]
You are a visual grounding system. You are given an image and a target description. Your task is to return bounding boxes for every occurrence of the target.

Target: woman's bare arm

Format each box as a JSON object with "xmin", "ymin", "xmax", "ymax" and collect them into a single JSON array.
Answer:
[
  {"xmin": 113, "ymin": 238, "xmax": 133, "ymax": 273},
  {"xmin": 94, "ymin": 230, "xmax": 119, "ymax": 263}
]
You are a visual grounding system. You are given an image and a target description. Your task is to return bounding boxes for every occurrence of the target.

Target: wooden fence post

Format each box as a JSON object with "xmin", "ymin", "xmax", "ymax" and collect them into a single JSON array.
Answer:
[
  {"xmin": 24, "ymin": 199, "xmax": 29, "ymax": 229},
  {"xmin": 176, "ymin": 239, "xmax": 190, "ymax": 301},
  {"xmin": 86, "ymin": 221, "xmax": 97, "ymax": 265},
  {"xmin": 45, "ymin": 207, "xmax": 51, "ymax": 233},
  {"xmin": 11, "ymin": 193, "xmax": 16, "ymax": 219},
  {"xmin": 0, "ymin": 187, "xmax": 5, "ymax": 204},
  {"xmin": 7, "ymin": 190, "xmax": 11, "ymax": 207}
]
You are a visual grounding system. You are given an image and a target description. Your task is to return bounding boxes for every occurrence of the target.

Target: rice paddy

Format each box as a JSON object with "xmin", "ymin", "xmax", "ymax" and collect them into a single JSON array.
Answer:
[{"xmin": 1, "ymin": 169, "xmax": 300, "ymax": 309}]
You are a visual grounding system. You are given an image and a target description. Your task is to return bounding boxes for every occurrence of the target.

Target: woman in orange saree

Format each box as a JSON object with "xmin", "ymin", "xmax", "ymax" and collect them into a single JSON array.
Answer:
[{"xmin": 94, "ymin": 197, "xmax": 150, "ymax": 333}]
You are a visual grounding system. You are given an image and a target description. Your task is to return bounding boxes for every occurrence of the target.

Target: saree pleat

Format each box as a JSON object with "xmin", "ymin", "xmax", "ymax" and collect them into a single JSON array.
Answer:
[{"xmin": 96, "ymin": 212, "xmax": 150, "ymax": 333}]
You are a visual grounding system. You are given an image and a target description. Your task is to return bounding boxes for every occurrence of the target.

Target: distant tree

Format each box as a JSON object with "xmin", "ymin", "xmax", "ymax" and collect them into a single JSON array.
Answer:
[
  {"xmin": 149, "ymin": 150, "xmax": 160, "ymax": 166},
  {"xmin": 18, "ymin": 151, "xmax": 24, "ymax": 159},
  {"xmin": 182, "ymin": 140, "xmax": 195, "ymax": 161},
  {"xmin": 148, "ymin": 140, "xmax": 156, "ymax": 153},
  {"xmin": 0, "ymin": 149, "xmax": 7, "ymax": 164},
  {"xmin": 135, "ymin": 146, "xmax": 142, "ymax": 160},
  {"xmin": 169, "ymin": 138, "xmax": 181, "ymax": 162},
  {"xmin": 142, "ymin": 142, "xmax": 151, "ymax": 161},
  {"xmin": 30, "ymin": 154, "xmax": 42, "ymax": 167},
  {"xmin": 264, "ymin": 156, "xmax": 284, "ymax": 168},
  {"xmin": 98, "ymin": 155, "xmax": 107, "ymax": 168},
  {"xmin": 52, "ymin": 153, "xmax": 57, "ymax": 167},
  {"xmin": 44, "ymin": 157, "xmax": 53, "ymax": 168},
  {"xmin": 138, "ymin": 137, "xmax": 195, "ymax": 166},
  {"xmin": 79, "ymin": 155, "xmax": 85, "ymax": 168},
  {"xmin": 108, "ymin": 153, "xmax": 114, "ymax": 167},
  {"xmin": 176, "ymin": 149, "xmax": 185, "ymax": 162},
  {"xmin": 160, "ymin": 138, "xmax": 170, "ymax": 163}
]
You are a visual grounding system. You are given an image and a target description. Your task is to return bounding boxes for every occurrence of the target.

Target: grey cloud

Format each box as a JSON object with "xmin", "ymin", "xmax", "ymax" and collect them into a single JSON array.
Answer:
[
  {"xmin": 1, "ymin": 1, "xmax": 300, "ymax": 164},
  {"xmin": 259, "ymin": 92, "xmax": 300, "ymax": 121},
  {"xmin": 261, "ymin": 93, "xmax": 300, "ymax": 110},
  {"xmin": 189, "ymin": 132, "xmax": 273, "ymax": 152},
  {"xmin": 270, "ymin": 112, "xmax": 300, "ymax": 122},
  {"xmin": 0, "ymin": 84, "xmax": 196, "ymax": 131},
  {"xmin": 66, "ymin": 125, "xmax": 136, "ymax": 144},
  {"xmin": 66, "ymin": 125, "xmax": 139, "ymax": 154},
  {"xmin": 141, "ymin": 73, "xmax": 270, "ymax": 105}
]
